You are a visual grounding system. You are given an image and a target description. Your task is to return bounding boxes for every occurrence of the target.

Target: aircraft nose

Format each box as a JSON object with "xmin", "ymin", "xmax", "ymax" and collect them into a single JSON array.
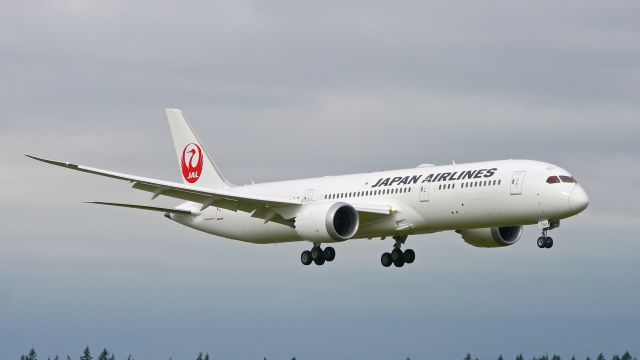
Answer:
[{"xmin": 568, "ymin": 186, "xmax": 589, "ymax": 213}]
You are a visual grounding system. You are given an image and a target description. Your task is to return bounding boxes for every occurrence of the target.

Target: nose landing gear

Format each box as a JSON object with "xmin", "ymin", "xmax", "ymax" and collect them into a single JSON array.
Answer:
[
  {"xmin": 301, "ymin": 243, "xmax": 335, "ymax": 266},
  {"xmin": 381, "ymin": 235, "xmax": 415, "ymax": 268},
  {"xmin": 537, "ymin": 219, "xmax": 559, "ymax": 249},
  {"xmin": 537, "ymin": 235, "xmax": 553, "ymax": 249}
]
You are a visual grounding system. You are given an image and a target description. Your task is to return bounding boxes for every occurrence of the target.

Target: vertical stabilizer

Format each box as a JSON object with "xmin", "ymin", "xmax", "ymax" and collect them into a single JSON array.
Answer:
[{"xmin": 166, "ymin": 109, "xmax": 231, "ymax": 189}]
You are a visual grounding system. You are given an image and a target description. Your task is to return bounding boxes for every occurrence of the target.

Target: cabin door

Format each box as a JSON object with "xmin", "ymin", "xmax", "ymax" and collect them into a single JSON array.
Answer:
[
  {"xmin": 510, "ymin": 171, "xmax": 526, "ymax": 195},
  {"xmin": 419, "ymin": 184, "xmax": 429, "ymax": 202}
]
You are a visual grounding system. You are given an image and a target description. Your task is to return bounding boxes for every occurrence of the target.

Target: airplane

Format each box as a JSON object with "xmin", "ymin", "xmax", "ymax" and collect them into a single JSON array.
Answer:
[{"xmin": 27, "ymin": 109, "xmax": 590, "ymax": 268}]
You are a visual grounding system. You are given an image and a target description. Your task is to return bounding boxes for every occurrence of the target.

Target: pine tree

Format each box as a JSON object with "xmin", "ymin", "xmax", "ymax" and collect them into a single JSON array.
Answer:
[
  {"xmin": 516, "ymin": 354, "xmax": 524, "ymax": 360},
  {"xmin": 97, "ymin": 349, "xmax": 110, "ymax": 360},
  {"xmin": 204, "ymin": 354, "xmax": 209, "ymax": 360},
  {"xmin": 196, "ymin": 353, "xmax": 203, "ymax": 360},
  {"xmin": 597, "ymin": 353, "xmax": 605, "ymax": 360},
  {"xmin": 464, "ymin": 354, "xmax": 472, "ymax": 360},
  {"xmin": 613, "ymin": 355, "xmax": 622, "ymax": 360},
  {"xmin": 26, "ymin": 348, "xmax": 38, "ymax": 360},
  {"xmin": 80, "ymin": 347, "xmax": 92, "ymax": 360},
  {"xmin": 571, "ymin": 356, "xmax": 576, "ymax": 360},
  {"xmin": 498, "ymin": 355, "xmax": 504, "ymax": 360},
  {"xmin": 54, "ymin": 356, "xmax": 60, "ymax": 360},
  {"xmin": 552, "ymin": 355, "xmax": 561, "ymax": 360},
  {"xmin": 622, "ymin": 352, "xmax": 632, "ymax": 360},
  {"xmin": 126, "ymin": 355, "xmax": 134, "ymax": 360}
]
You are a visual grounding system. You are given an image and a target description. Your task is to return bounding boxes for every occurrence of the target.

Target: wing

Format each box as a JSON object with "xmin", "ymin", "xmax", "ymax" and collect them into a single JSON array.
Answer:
[
  {"xmin": 27, "ymin": 155, "xmax": 393, "ymax": 224},
  {"xmin": 26, "ymin": 154, "xmax": 301, "ymax": 214}
]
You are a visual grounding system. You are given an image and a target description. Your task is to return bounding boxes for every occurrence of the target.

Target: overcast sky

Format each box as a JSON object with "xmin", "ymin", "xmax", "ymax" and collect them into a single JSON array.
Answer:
[{"xmin": 1, "ymin": 1, "xmax": 639, "ymax": 359}]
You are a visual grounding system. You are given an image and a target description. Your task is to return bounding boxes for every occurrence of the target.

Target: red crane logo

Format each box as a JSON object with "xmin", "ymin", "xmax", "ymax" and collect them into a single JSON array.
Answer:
[{"xmin": 181, "ymin": 143, "xmax": 203, "ymax": 183}]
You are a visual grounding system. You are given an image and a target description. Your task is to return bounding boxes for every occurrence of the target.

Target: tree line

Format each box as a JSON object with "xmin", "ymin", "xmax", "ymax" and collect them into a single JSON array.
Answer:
[{"xmin": 17, "ymin": 347, "xmax": 637, "ymax": 360}]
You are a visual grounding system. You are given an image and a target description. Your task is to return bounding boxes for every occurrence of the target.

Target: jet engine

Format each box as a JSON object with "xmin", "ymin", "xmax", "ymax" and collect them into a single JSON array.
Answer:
[
  {"xmin": 457, "ymin": 226, "xmax": 523, "ymax": 248},
  {"xmin": 295, "ymin": 202, "xmax": 359, "ymax": 242}
]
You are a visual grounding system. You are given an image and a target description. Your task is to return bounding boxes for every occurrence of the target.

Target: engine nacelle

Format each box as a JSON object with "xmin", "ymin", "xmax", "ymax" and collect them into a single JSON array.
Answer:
[
  {"xmin": 295, "ymin": 202, "xmax": 359, "ymax": 242},
  {"xmin": 457, "ymin": 226, "xmax": 523, "ymax": 248}
]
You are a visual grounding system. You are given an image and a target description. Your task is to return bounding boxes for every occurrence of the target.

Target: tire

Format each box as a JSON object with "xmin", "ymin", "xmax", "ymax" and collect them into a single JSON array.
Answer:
[
  {"xmin": 391, "ymin": 248, "xmax": 404, "ymax": 262},
  {"xmin": 324, "ymin": 246, "xmax": 336, "ymax": 262},
  {"xmin": 393, "ymin": 258, "xmax": 405, "ymax": 267},
  {"xmin": 314, "ymin": 256, "xmax": 326, "ymax": 265},
  {"xmin": 301, "ymin": 250, "xmax": 312, "ymax": 265},
  {"xmin": 381, "ymin": 252, "xmax": 393, "ymax": 267},
  {"xmin": 545, "ymin": 237, "xmax": 553, "ymax": 248},
  {"xmin": 311, "ymin": 247, "xmax": 323, "ymax": 260},
  {"xmin": 403, "ymin": 249, "xmax": 415, "ymax": 264},
  {"xmin": 537, "ymin": 237, "xmax": 546, "ymax": 248}
]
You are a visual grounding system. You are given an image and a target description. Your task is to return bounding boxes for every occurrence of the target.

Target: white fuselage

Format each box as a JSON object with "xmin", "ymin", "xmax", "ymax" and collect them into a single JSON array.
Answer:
[{"xmin": 170, "ymin": 159, "xmax": 589, "ymax": 244}]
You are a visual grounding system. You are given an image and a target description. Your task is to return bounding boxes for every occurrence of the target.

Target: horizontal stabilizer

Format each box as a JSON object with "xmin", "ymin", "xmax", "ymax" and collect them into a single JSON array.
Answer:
[{"xmin": 85, "ymin": 201, "xmax": 194, "ymax": 215}]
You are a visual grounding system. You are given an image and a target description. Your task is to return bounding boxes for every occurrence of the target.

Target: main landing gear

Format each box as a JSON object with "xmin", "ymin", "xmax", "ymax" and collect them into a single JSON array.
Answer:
[
  {"xmin": 537, "ymin": 219, "xmax": 559, "ymax": 249},
  {"xmin": 301, "ymin": 243, "xmax": 335, "ymax": 266},
  {"xmin": 381, "ymin": 235, "xmax": 415, "ymax": 268}
]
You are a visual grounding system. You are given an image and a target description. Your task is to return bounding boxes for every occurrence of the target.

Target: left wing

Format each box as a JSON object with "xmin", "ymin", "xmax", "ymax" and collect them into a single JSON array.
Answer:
[
  {"xmin": 27, "ymin": 155, "xmax": 395, "ymax": 224},
  {"xmin": 26, "ymin": 154, "xmax": 301, "ymax": 214}
]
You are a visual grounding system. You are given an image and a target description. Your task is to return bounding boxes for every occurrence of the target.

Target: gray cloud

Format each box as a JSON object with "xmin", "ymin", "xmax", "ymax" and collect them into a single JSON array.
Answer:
[{"xmin": 1, "ymin": 1, "xmax": 639, "ymax": 359}]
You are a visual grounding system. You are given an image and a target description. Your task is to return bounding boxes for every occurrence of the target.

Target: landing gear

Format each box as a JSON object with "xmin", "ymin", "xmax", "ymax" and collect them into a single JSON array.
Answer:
[
  {"xmin": 537, "ymin": 236, "xmax": 553, "ymax": 249},
  {"xmin": 537, "ymin": 219, "xmax": 559, "ymax": 250},
  {"xmin": 381, "ymin": 235, "xmax": 415, "ymax": 268},
  {"xmin": 301, "ymin": 244, "xmax": 335, "ymax": 266}
]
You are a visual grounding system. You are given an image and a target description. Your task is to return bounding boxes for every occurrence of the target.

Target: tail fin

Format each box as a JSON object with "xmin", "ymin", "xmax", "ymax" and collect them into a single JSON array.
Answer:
[{"xmin": 166, "ymin": 109, "xmax": 231, "ymax": 189}]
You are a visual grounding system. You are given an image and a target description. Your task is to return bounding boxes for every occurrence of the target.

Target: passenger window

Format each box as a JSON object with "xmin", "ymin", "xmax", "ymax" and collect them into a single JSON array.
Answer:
[
  {"xmin": 546, "ymin": 176, "xmax": 560, "ymax": 184},
  {"xmin": 560, "ymin": 175, "xmax": 576, "ymax": 183}
]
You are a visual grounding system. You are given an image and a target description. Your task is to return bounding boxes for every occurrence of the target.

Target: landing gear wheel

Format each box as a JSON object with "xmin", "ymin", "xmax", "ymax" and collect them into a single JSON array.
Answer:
[
  {"xmin": 391, "ymin": 248, "xmax": 404, "ymax": 262},
  {"xmin": 301, "ymin": 250, "xmax": 312, "ymax": 265},
  {"xmin": 545, "ymin": 237, "xmax": 553, "ymax": 249},
  {"xmin": 381, "ymin": 252, "xmax": 393, "ymax": 267},
  {"xmin": 403, "ymin": 249, "xmax": 415, "ymax": 264},
  {"xmin": 393, "ymin": 257, "xmax": 405, "ymax": 267},
  {"xmin": 537, "ymin": 237, "xmax": 546, "ymax": 248},
  {"xmin": 311, "ymin": 246, "xmax": 323, "ymax": 260},
  {"xmin": 324, "ymin": 247, "xmax": 336, "ymax": 262},
  {"xmin": 313, "ymin": 256, "xmax": 325, "ymax": 265}
]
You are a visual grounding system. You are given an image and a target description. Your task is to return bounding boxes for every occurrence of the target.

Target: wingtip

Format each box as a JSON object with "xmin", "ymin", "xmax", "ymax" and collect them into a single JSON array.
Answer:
[
  {"xmin": 24, "ymin": 153, "xmax": 44, "ymax": 161},
  {"xmin": 165, "ymin": 108, "xmax": 183, "ymax": 114}
]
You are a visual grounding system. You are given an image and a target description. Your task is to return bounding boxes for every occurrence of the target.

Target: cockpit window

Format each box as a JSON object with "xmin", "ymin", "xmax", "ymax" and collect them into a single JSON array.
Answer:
[
  {"xmin": 560, "ymin": 175, "xmax": 576, "ymax": 183},
  {"xmin": 546, "ymin": 176, "xmax": 560, "ymax": 184}
]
